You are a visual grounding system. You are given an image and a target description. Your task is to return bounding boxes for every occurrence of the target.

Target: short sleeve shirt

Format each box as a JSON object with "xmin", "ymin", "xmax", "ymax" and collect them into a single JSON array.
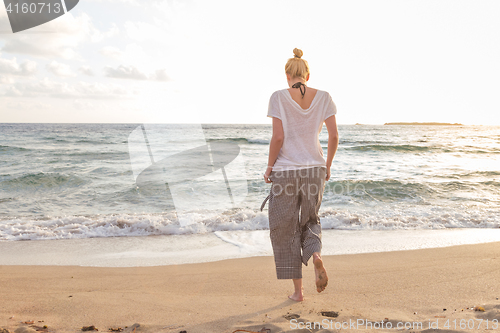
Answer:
[{"xmin": 267, "ymin": 89, "xmax": 337, "ymax": 170}]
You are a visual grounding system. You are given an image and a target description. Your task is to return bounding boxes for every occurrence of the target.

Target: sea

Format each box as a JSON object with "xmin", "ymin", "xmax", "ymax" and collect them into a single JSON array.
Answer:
[{"xmin": 1, "ymin": 123, "xmax": 499, "ymax": 266}]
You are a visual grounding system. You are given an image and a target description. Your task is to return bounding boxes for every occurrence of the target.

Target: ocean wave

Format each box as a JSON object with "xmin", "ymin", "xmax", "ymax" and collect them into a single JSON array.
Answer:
[
  {"xmin": 346, "ymin": 144, "xmax": 434, "ymax": 153},
  {"xmin": 208, "ymin": 137, "xmax": 269, "ymax": 145},
  {"xmin": 0, "ymin": 172, "xmax": 88, "ymax": 190},
  {"xmin": 323, "ymin": 179, "xmax": 500, "ymax": 204},
  {"xmin": 42, "ymin": 137, "xmax": 70, "ymax": 142},
  {"xmin": 319, "ymin": 208, "xmax": 500, "ymax": 230},
  {"xmin": 0, "ymin": 210, "xmax": 268, "ymax": 241},
  {"xmin": 52, "ymin": 151, "xmax": 128, "ymax": 159},
  {"xmin": 324, "ymin": 139, "xmax": 390, "ymax": 145},
  {"xmin": 342, "ymin": 143, "xmax": 498, "ymax": 154},
  {"xmin": 0, "ymin": 197, "xmax": 16, "ymax": 203},
  {"xmin": 1, "ymin": 207, "xmax": 499, "ymax": 241},
  {"xmin": 0, "ymin": 145, "xmax": 30, "ymax": 152},
  {"xmin": 448, "ymin": 170, "xmax": 500, "ymax": 178},
  {"xmin": 76, "ymin": 139, "xmax": 116, "ymax": 145},
  {"xmin": 323, "ymin": 179, "xmax": 430, "ymax": 205},
  {"xmin": 247, "ymin": 138, "xmax": 270, "ymax": 144}
]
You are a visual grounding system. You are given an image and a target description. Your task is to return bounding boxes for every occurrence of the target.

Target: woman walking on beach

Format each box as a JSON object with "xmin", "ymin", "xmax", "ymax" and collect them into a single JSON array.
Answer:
[{"xmin": 263, "ymin": 48, "xmax": 339, "ymax": 301}]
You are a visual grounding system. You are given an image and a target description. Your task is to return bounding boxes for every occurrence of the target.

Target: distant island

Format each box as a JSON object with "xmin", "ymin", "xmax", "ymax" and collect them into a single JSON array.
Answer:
[{"xmin": 384, "ymin": 122, "xmax": 463, "ymax": 126}]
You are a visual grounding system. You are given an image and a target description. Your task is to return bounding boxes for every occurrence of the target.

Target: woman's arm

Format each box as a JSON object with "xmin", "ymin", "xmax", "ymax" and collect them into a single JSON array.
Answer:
[
  {"xmin": 264, "ymin": 117, "xmax": 284, "ymax": 183},
  {"xmin": 324, "ymin": 115, "xmax": 339, "ymax": 181}
]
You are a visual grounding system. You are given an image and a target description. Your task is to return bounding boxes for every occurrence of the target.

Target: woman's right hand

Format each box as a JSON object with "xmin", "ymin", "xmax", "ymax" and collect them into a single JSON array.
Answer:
[
  {"xmin": 264, "ymin": 166, "xmax": 273, "ymax": 183},
  {"xmin": 325, "ymin": 168, "xmax": 331, "ymax": 181}
]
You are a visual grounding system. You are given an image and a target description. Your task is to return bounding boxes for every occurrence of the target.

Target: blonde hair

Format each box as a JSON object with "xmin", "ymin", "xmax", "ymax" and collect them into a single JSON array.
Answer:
[{"xmin": 285, "ymin": 48, "xmax": 310, "ymax": 80}]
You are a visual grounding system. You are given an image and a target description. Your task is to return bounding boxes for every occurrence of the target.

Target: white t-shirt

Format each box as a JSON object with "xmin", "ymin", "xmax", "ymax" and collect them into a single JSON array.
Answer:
[{"xmin": 267, "ymin": 88, "xmax": 337, "ymax": 171}]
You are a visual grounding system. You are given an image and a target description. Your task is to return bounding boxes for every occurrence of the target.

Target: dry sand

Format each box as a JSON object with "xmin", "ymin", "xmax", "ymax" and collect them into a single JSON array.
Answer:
[{"xmin": 1, "ymin": 241, "xmax": 500, "ymax": 333}]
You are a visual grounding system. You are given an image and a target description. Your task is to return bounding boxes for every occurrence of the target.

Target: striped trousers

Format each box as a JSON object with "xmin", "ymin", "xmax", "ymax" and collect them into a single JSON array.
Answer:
[{"xmin": 264, "ymin": 166, "xmax": 326, "ymax": 279}]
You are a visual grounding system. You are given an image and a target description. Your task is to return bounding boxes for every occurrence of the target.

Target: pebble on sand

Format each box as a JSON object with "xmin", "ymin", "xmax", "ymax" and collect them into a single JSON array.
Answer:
[
  {"xmin": 81, "ymin": 325, "xmax": 98, "ymax": 331},
  {"xmin": 320, "ymin": 311, "xmax": 339, "ymax": 318}
]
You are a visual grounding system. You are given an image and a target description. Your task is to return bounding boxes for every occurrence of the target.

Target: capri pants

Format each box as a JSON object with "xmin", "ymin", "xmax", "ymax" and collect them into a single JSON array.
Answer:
[{"xmin": 261, "ymin": 166, "xmax": 326, "ymax": 279}]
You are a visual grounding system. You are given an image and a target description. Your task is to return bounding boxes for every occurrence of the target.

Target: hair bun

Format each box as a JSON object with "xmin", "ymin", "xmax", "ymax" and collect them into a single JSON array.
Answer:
[{"xmin": 293, "ymin": 48, "xmax": 303, "ymax": 58}]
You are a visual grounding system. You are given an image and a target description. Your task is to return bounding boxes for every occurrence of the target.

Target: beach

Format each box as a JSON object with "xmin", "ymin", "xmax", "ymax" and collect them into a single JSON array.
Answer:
[
  {"xmin": 1, "ymin": 241, "xmax": 499, "ymax": 333},
  {"xmin": 2, "ymin": 0, "xmax": 500, "ymax": 330},
  {"xmin": 1, "ymin": 123, "xmax": 499, "ymax": 332}
]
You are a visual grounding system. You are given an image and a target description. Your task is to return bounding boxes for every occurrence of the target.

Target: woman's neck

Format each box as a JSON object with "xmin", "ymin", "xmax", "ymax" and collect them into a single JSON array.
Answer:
[{"xmin": 287, "ymin": 78, "xmax": 306, "ymax": 88}]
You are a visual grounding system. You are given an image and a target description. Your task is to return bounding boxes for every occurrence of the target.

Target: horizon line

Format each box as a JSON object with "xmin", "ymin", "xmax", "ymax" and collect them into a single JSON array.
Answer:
[{"xmin": 0, "ymin": 122, "xmax": 497, "ymax": 126}]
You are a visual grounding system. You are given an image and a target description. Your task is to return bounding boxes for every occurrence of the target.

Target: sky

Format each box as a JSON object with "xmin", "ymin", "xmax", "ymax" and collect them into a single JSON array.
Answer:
[{"xmin": 0, "ymin": 0, "xmax": 499, "ymax": 125}]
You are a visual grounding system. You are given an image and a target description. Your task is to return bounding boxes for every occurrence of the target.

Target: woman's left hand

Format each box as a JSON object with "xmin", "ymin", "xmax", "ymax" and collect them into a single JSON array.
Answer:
[{"xmin": 264, "ymin": 167, "xmax": 272, "ymax": 183}]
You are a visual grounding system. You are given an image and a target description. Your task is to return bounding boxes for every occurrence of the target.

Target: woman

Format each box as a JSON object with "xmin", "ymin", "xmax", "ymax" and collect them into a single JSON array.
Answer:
[{"xmin": 263, "ymin": 48, "xmax": 339, "ymax": 301}]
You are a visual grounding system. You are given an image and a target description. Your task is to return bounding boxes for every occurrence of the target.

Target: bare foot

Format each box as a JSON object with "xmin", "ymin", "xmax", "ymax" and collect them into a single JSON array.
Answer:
[
  {"xmin": 288, "ymin": 288, "xmax": 304, "ymax": 302},
  {"xmin": 313, "ymin": 255, "xmax": 328, "ymax": 293},
  {"xmin": 288, "ymin": 293, "xmax": 304, "ymax": 302}
]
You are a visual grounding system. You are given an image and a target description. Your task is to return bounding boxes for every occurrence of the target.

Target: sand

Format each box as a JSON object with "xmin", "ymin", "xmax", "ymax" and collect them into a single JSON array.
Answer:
[{"xmin": 1, "ymin": 241, "xmax": 500, "ymax": 333}]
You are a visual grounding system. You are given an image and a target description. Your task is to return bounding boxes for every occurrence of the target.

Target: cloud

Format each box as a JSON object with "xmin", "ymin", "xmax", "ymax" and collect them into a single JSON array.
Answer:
[
  {"xmin": 73, "ymin": 99, "xmax": 95, "ymax": 110},
  {"xmin": 70, "ymin": 81, "xmax": 134, "ymax": 99},
  {"xmin": 151, "ymin": 69, "xmax": 170, "ymax": 81},
  {"xmin": 0, "ymin": 55, "xmax": 37, "ymax": 76},
  {"xmin": 104, "ymin": 64, "xmax": 171, "ymax": 82},
  {"xmin": 0, "ymin": 75, "xmax": 14, "ymax": 84},
  {"xmin": 78, "ymin": 66, "xmax": 94, "ymax": 76},
  {"xmin": 91, "ymin": 24, "xmax": 119, "ymax": 43},
  {"xmin": 100, "ymin": 44, "xmax": 150, "ymax": 66},
  {"xmin": 4, "ymin": 86, "xmax": 22, "ymax": 96},
  {"xmin": 124, "ymin": 21, "xmax": 165, "ymax": 42},
  {"xmin": 87, "ymin": 0, "xmax": 185, "ymax": 6},
  {"xmin": 0, "ymin": 13, "xmax": 118, "ymax": 59},
  {"xmin": 104, "ymin": 65, "xmax": 148, "ymax": 80},
  {"xmin": 0, "ymin": 5, "xmax": 11, "ymax": 31},
  {"xmin": 46, "ymin": 61, "xmax": 76, "ymax": 77},
  {"xmin": 2, "ymin": 100, "xmax": 50, "ymax": 111},
  {"xmin": 6, "ymin": 77, "xmax": 135, "ymax": 99},
  {"xmin": 100, "ymin": 46, "xmax": 122, "ymax": 60},
  {"xmin": 87, "ymin": 0, "xmax": 140, "ymax": 4}
]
